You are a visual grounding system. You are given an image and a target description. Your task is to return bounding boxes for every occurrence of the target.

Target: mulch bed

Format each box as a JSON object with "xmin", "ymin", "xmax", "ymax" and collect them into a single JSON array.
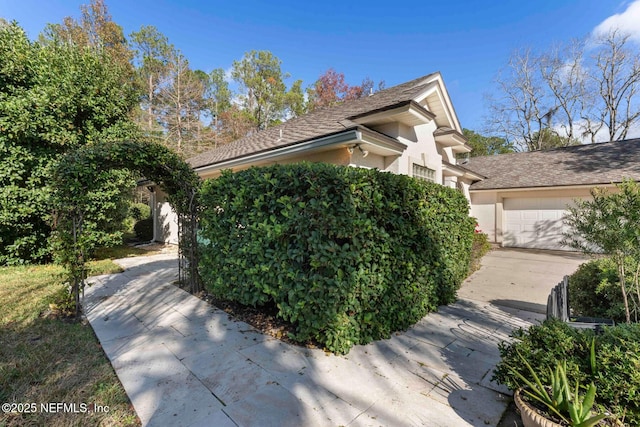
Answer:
[{"xmin": 193, "ymin": 289, "xmax": 322, "ymax": 350}]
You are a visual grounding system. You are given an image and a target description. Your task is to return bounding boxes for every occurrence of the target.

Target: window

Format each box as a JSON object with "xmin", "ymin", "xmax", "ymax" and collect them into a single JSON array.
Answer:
[{"xmin": 412, "ymin": 163, "xmax": 436, "ymax": 182}]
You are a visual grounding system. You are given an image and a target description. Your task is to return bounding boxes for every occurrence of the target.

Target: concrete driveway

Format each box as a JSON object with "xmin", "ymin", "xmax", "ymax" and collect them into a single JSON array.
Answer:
[
  {"xmin": 458, "ymin": 248, "xmax": 589, "ymax": 314},
  {"xmin": 85, "ymin": 253, "xmax": 545, "ymax": 426}
]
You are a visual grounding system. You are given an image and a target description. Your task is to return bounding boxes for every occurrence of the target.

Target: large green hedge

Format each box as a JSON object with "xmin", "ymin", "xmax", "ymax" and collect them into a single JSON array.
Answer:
[{"xmin": 198, "ymin": 162, "xmax": 475, "ymax": 353}]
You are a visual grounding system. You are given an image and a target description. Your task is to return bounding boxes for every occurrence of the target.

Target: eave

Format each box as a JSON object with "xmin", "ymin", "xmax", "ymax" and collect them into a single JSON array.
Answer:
[
  {"xmin": 192, "ymin": 126, "xmax": 406, "ymax": 177},
  {"xmin": 435, "ymin": 127, "xmax": 470, "ymax": 152},
  {"xmin": 442, "ymin": 161, "xmax": 486, "ymax": 181},
  {"xmin": 349, "ymin": 100, "xmax": 436, "ymax": 128},
  {"xmin": 469, "ymin": 183, "xmax": 620, "ymax": 193}
]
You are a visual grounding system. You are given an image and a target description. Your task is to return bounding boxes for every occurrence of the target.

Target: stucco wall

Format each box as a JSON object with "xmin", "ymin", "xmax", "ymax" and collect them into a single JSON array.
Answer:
[
  {"xmin": 153, "ymin": 188, "xmax": 178, "ymax": 244},
  {"xmin": 348, "ymin": 149, "xmax": 386, "ymax": 169},
  {"xmin": 198, "ymin": 147, "xmax": 353, "ymax": 181},
  {"xmin": 470, "ymin": 192, "xmax": 498, "ymax": 242},
  {"xmin": 371, "ymin": 121, "xmax": 442, "ymax": 181},
  {"xmin": 397, "ymin": 122, "xmax": 442, "ymax": 182},
  {"xmin": 287, "ymin": 148, "xmax": 352, "ymax": 166}
]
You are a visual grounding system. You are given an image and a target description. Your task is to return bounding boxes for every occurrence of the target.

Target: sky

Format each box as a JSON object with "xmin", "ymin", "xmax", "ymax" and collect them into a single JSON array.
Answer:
[{"xmin": 1, "ymin": 0, "xmax": 639, "ymax": 133}]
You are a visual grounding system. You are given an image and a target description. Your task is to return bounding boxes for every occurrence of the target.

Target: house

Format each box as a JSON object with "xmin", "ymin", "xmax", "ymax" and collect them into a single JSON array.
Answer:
[
  {"xmin": 465, "ymin": 138, "xmax": 640, "ymax": 250},
  {"xmin": 151, "ymin": 72, "xmax": 483, "ymax": 243},
  {"xmin": 150, "ymin": 71, "xmax": 640, "ymax": 252}
]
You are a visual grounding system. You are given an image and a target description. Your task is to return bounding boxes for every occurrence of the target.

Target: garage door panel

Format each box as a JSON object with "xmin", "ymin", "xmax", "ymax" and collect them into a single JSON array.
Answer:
[
  {"xmin": 503, "ymin": 197, "xmax": 573, "ymax": 250},
  {"xmin": 540, "ymin": 211, "xmax": 561, "ymax": 220},
  {"xmin": 522, "ymin": 211, "xmax": 539, "ymax": 220}
]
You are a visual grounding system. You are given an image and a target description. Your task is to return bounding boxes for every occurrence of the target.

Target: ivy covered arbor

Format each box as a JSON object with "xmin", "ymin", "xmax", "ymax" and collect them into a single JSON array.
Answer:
[{"xmin": 50, "ymin": 140, "xmax": 201, "ymax": 316}]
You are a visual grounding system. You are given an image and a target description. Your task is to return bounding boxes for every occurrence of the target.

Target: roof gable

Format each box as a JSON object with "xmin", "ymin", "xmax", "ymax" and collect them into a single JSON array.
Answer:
[
  {"xmin": 413, "ymin": 74, "xmax": 463, "ymax": 132},
  {"xmin": 466, "ymin": 139, "xmax": 640, "ymax": 190}
]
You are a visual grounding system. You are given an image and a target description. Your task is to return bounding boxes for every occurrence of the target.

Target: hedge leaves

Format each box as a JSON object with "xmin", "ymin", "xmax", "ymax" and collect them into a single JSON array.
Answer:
[{"xmin": 198, "ymin": 163, "xmax": 474, "ymax": 354}]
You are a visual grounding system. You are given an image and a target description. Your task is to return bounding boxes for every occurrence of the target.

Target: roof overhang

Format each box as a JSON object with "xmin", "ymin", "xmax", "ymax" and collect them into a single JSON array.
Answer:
[
  {"xmin": 357, "ymin": 126, "xmax": 407, "ymax": 155},
  {"xmin": 349, "ymin": 100, "xmax": 436, "ymax": 127},
  {"xmin": 442, "ymin": 161, "xmax": 485, "ymax": 181},
  {"xmin": 434, "ymin": 127, "xmax": 471, "ymax": 152},
  {"xmin": 469, "ymin": 182, "xmax": 619, "ymax": 193},
  {"xmin": 193, "ymin": 126, "xmax": 406, "ymax": 177}
]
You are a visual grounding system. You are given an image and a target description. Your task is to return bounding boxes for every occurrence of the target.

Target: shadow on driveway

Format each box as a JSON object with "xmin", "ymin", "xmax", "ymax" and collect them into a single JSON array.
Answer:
[{"xmin": 85, "ymin": 253, "xmax": 547, "ymax": 426}]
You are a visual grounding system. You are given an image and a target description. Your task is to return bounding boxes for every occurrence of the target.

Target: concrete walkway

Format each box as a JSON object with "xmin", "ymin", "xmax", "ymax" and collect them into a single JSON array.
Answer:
[
  {"xmin": 85, "ymin": 253, "xmax": 545, "ymax": 427},
  {"xmin": 458, "ymin": 248, "xmax": 587, "ymax": 314}
]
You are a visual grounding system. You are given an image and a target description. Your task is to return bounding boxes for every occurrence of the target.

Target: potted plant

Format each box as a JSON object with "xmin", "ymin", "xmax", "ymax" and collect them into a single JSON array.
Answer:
[{"xmin": 511, "ymin": 341, "xmax": 608, "ymax": 427}]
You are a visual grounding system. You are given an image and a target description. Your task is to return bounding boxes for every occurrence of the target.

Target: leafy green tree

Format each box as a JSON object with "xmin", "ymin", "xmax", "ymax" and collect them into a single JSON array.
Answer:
[
  {"xmin": 461, "ymin": 128, "xmax": 514, "ymax": 157},
  {"xmin": 130, "ymin": 26, "xmax": 215, "ymax": 155},
  {"xmin": 530, "ymin": 128, "xmax": 581, "ymax": 150},
  {"xmin": 563, "ymin": 179, "xmax": 640, "ymax": 323},
  {"xmin": 206, "ymin": 68, "xmax": 233, "ymax": 146},
  {"xmin": 0, "ymin": 22, "xmax": 138, "ymax": 265},
  {"xmin": 207, "ymin": 68, "xmax": 232, "ymax": 118},
  {"xmin": 286, "ymin": 79, "xmax": 306, "ymax": 118},
  {"xmin": 231, "ymin": 50, "xmax": 291, "ymax": 130}
]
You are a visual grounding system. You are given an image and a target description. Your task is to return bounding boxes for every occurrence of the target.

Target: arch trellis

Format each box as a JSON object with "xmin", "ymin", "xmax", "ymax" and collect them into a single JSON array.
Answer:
[{"xmin": 50, "ymin": 140, "xmax": 202, "ymax": 316}]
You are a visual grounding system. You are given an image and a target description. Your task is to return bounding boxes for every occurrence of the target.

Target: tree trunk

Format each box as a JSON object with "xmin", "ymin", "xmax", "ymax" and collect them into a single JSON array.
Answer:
[
  {"xmin": 634, "ymin": 262, "xmax": 640, "ymax": 322},
  {"xmin": 617, "ymin": 257, "xmax": 631, "ymax": 323},
  {"xmin": 148, "ymin": 74, "xmax": 154, "ymax": 131}
]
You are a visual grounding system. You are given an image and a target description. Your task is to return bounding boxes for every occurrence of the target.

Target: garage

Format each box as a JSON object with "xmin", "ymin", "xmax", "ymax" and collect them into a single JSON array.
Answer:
[
  {"xmin": 466, "ymin": 140, "xmax": 640, "ymax": 251},
  {"xmin": 503, "ymin": 197, "xmax": 574, "ymax": 250}
]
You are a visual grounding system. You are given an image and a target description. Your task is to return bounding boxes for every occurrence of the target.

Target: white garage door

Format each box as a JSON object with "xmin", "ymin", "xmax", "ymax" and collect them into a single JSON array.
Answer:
[{"xmin": 503, "ymin": 197, "xmax": 574, "ymax": 250}]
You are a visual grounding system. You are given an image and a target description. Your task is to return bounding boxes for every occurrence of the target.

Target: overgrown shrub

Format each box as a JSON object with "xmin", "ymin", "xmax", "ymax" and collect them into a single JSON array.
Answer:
[
  {"xmin": 133, "ymin": 217, "xmax": 154, "ymax": 241},
  {"xmin": 563, "ymin": 179, "xmax": 640, "ymax": 324},
  {"xmin": 493, "ymin": 319, "xmax": 640, "ymax": 425},
  {"xmin": 123, "ymin": 202, "xmax": 152, "ymax": 233},
  {"xmin": 198, "ymin": 162, "xmax": 475, "ymax": 354},
  {"xmin": 468, "ymin": 231, "xmax": 491, "ymax": 275},
  {"xmin": 569, "ymin": 257, "xmax": 637, "ymax": 323},
  {"xmin": 0, "ymin": 23, "xmax": 139, "ymax": 266},
  {"xmin": 129, "ymin": 202, "xmax": 151, "ymax": 221}
]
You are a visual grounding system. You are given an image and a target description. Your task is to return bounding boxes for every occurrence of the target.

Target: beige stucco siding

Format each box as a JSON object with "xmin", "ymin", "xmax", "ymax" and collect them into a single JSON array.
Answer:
[
  {"xmin": 401, "ymin": 122, "xmax": 442, "ymax": 180},
  {"xmin": 371, "ymin": 121, "xmax": 442, "ymax": 181},
  {"xmin": 349, "ymin": 150, "xmax": 386, "ymax": 169},
  {"xmin": 198, "ymin": 147, "xmax": 352, "ymax": 180},
  {"xmin": 470, "ymin": 192, "xmax": 498, "ymax": 242}
]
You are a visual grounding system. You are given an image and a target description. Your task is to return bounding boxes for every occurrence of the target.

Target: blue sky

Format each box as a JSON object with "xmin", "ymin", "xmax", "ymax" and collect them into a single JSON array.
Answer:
[{"xmin": 1, "ymin": 0, "xmax": 638, "ymax": 132}]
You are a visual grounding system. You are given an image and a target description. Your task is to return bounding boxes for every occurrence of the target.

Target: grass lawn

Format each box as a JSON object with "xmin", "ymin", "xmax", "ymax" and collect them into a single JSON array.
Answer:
[{"xmin": 0, "ymin": 245, "xmax": 163, "ymax": 426}]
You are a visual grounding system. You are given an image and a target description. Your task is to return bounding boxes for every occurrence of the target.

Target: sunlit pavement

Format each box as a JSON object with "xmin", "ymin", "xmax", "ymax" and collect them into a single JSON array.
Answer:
[{"xmin": 85, "ymin": 253, "xmax": 546, "ymax": 426}]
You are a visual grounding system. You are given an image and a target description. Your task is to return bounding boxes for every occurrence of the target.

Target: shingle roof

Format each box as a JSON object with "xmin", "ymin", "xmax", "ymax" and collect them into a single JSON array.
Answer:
[
  {"xmin": 188, "ymin": 72, "xmax": 440, "ymax": 169},
  {"xmin": 466, "ymin": 138, "xmax": 640, "ymax": 190}
]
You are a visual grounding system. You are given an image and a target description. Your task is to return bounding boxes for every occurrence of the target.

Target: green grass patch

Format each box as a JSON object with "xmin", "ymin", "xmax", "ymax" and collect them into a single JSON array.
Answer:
[
  {"xmin": 92, "ymin": 244, "xmax": 162, "ymax": 261},
  {"xmin": 0, "ymin": 251, "xmax": 140, "ymax": 426}
]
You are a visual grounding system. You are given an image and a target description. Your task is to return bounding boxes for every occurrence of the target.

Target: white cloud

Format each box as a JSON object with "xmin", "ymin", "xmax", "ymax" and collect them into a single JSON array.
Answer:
[{"xmin": 593, "ymin": 0, "xmax": 640, "ymax": 43}]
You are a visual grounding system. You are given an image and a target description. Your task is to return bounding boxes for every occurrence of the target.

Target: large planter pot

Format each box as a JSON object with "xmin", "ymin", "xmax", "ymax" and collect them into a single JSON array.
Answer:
[{"xmin": 514, "ymin": 389, "xmax": 563, "ymax": 427}]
